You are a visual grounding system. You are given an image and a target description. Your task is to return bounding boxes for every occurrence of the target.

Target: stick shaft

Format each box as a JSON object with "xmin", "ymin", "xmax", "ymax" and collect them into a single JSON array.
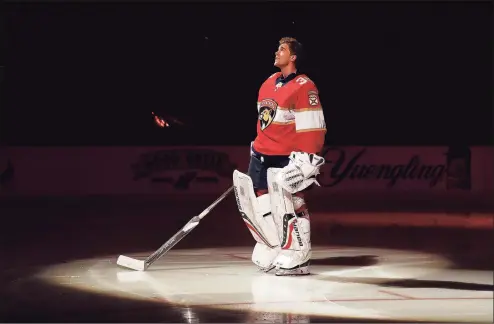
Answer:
[
  {"xmin": 198, "ymin": 186, "xmax": 233, "ymax": 219},
  {"xmin": 144, "ymin": 186, "xmax": 233, "ymax": 268}
]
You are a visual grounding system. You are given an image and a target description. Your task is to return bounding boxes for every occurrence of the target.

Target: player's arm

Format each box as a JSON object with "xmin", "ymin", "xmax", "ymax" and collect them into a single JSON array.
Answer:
[{"xmin": 292, "ymin": 77, "xmax": 327, "ymax": 154}]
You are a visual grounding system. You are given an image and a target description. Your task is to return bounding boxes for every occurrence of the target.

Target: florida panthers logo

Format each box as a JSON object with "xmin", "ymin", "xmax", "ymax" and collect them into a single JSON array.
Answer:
[{"xmin": 258, "ymin": 98, "xmax": 278, "ymax": 130}]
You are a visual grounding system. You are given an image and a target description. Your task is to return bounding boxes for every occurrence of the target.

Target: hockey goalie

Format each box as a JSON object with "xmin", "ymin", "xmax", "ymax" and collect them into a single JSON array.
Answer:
[{"xmin": 233, "ymin": 37, "xmax": 326, "ymax": 276}]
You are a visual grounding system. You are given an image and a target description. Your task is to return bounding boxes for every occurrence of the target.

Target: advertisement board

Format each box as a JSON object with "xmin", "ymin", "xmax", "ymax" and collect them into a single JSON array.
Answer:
[
  {"xmin": 1, "ymin": 146, "xmax": 492, "ymax": 208},
  {"xmin": 0, "ymin": 146, "xmax": 245, "ymax": 196},
  {"xmin": 316, "ymin": 146, "xmax": 493, "ymax": 202}
]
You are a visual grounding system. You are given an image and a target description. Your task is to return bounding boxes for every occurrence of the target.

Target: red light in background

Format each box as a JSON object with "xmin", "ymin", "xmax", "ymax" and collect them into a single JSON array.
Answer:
[{"xmin": 154, "ymin": 115, "xmax": 169, "ymax": 128}]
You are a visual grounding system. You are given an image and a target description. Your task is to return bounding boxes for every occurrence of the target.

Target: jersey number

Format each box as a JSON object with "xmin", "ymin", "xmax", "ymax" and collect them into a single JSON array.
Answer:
[{"xmin": 296, "ymin": 77, "xmax": 309, "ymax": 85}]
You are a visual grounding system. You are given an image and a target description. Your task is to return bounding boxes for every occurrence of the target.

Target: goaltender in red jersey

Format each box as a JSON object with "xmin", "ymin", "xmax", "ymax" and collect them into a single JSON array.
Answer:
[
  {"xmin": 233, "ymin": 37, "xmax": 327, "ymax": 276},
  {"xmin": 254, "ymin": 68, "xmax": 326, "ymax": 155}
]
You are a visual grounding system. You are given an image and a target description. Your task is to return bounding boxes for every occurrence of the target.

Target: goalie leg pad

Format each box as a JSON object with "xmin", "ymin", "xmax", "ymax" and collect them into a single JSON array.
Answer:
[
  {"xmin": 233, "ymin": 170, "xmax": 280, "ymax": 270},
  {"xmin": 250, "ymin": 194, "xmax": 281, "ymax": 271},
  {"xmin": 274, "ymin": 216, "xmax": 311, "ymax": 276},
  {"xmin": 252, "ymin": 241, "xmax": 280, "ymax": 272},
  {"xmin": 267, "ymin": 168, "xmax": 312, "ymax": 275}
]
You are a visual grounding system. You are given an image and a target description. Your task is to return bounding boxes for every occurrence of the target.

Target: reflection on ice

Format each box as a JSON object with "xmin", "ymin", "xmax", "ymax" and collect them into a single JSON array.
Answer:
[{"xmin": 32, "ymin": 247, "xmax": 491, "ymax": 323}]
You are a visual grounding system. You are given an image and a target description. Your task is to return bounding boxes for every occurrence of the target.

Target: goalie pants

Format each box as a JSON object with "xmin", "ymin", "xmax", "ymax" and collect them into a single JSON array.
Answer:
[
  {"xmin": 247, "ymin": 146, "xmax": 290, "ymax": 192},
  {"xmin": 247, "ymin": 147, "xmax": 308, "ymax": 213}
]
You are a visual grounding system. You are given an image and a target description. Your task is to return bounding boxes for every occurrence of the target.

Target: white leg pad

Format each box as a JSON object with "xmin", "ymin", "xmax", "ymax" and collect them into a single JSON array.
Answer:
[
  {"xmin": 273, "ymin": 216, "xmax": 311, "ymax": 275},
  {"xmin": 233, "ymin": 170, "xmax": 280, "ymax": 270},
  {"xmin": 251, "ymin": 242, "xmax": 280, "ymax": 271},
  {"xmin": 267, "ymin": 168, "xmax": 312, "ymax": 274}
]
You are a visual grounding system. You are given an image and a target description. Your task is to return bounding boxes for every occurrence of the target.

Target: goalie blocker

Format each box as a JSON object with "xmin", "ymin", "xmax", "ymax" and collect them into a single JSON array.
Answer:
[{"xmin": 233, "ymin": 151, "xmax": 325, "ymax": 276}]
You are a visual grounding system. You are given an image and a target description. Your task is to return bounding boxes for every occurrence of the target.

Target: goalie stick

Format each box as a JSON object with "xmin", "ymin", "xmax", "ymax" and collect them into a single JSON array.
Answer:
[{"xmin": 117, "ymin": 186, "xmax": 233, "ymax": 271}]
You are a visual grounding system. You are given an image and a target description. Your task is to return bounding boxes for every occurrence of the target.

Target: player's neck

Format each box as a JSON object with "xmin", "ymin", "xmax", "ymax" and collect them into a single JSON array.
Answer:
[{"xmin": 280, "ymin": 65, "xmax": 297, "ymax": 78}]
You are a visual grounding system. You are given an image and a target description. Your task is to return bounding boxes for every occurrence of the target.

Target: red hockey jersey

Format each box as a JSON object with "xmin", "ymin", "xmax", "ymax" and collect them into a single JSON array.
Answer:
[{"xmin": 252, "ymin": 72, "xmax": 326, "ymax": 156}]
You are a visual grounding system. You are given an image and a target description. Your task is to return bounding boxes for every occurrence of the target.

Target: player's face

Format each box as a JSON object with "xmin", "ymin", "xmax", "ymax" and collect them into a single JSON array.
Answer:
[{"xmin": 274, "ymin": 43, "xmax": 294, "ymax": 67}]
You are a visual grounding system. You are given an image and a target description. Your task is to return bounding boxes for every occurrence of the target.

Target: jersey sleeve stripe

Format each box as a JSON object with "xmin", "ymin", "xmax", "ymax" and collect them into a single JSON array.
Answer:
[
  {"xmin": 296, "ymin": 128, "xmax": 327, "ymax": 133},
  {"xmin": 294, "ymin": 109, "xmax": 326, "ymax": 132}
]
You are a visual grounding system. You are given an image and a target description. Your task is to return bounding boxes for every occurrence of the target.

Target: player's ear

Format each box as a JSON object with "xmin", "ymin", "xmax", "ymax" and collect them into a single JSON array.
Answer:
[{"xmin": 290, "ymin": 54, "xmax": 297, "ymax": 62}]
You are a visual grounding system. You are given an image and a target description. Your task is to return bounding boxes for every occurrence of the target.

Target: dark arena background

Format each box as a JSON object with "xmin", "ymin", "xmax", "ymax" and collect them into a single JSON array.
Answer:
[{"xmin": 1, "ymin": 1, "xmax": 493, "ymax": 323}]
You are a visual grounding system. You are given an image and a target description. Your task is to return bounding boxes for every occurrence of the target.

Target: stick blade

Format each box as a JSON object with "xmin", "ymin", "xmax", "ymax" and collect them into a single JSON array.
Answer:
[{"xmin": 117, "ymin": 255, "xmax": 146, "ymax": 271}]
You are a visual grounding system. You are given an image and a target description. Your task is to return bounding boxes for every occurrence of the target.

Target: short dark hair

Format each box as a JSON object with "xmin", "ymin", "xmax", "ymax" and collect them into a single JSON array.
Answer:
[{"xmin": 279, "ymin": 37, "xmax": 304, "ymax": 69}]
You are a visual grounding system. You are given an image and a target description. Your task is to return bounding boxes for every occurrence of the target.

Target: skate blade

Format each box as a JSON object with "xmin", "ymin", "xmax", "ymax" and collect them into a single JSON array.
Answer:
[
  {"xmin": 275, "ymin": 267, "xmax": 310, "ymax": 276},
  {"xmin": 257, "ymin": 264, "xmax": 276, "ymax": 273}
]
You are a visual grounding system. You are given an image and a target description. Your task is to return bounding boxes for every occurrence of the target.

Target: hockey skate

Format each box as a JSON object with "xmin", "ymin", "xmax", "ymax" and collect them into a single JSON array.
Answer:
[
  {"xmin": 275, "ymin": 260, "xmax": 310, "ymax": 276},
  {"xmin": 273, "ymin": 246, "xmax": 311, "ymax": 276}
]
